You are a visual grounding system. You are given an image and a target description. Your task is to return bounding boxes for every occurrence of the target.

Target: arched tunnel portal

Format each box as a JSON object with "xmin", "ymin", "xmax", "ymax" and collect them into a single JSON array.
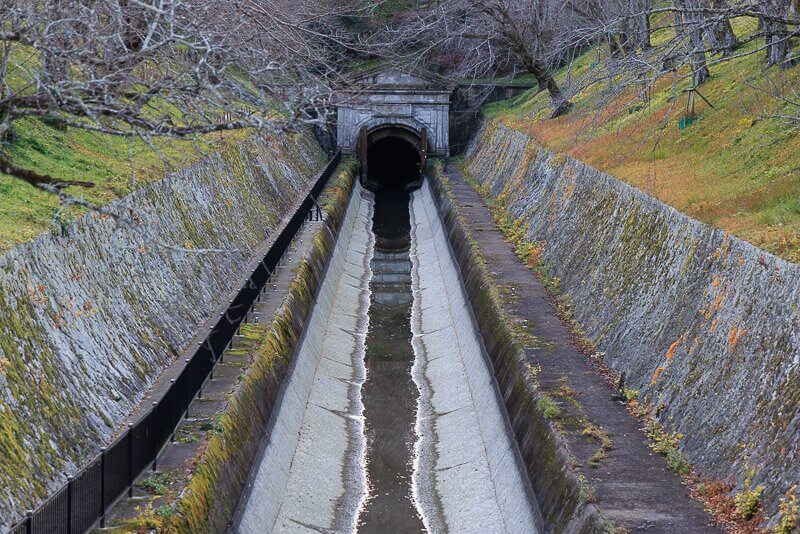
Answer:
[{"xmin": 360, "ymin": 125, "xmax": 427, "ymax": 191}]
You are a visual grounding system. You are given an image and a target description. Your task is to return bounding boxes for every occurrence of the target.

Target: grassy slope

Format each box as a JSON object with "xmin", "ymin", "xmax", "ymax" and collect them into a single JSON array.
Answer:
[
  {"xmin": 486, "ymin": 17, "xmax": 800, "ymax": 262},
  {"xmin": 0, "ymin": 45, "xmax": 254, "ymax": 251},
  {"xmin": 0, "ymin": 119, "xmax": 251, "ymax": 249}
]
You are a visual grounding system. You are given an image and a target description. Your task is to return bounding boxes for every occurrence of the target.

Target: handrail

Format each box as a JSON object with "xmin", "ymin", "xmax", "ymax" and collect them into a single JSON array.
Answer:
[{"xmin": 8, "ymin": 150, "xmax": 342, "ymax": 534}]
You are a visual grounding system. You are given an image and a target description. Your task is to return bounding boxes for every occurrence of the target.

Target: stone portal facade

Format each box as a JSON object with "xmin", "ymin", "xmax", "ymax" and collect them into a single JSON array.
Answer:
[{"xmin": 336, "ymin": 68, "xmax": 452, "ymax": 158}]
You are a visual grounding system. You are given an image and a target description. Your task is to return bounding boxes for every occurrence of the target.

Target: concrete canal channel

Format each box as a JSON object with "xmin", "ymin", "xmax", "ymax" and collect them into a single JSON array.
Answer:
[{"xmin": 236, "ymin": 144, "xmax": 540, "ymax": 532}]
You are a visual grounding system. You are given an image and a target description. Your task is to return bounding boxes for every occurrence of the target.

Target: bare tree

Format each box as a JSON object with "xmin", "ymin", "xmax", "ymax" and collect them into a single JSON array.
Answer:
[
  {"xmin": 0, "ymin": 0, "xmax": 369, "ymax": 198},
  {"xmin": 4, "ymin": 0, "xmax": 799, "ymax": 195},
  {"xmin": 566, "ymin": 0, "xmax": 624, "ymax": 58},
  {"xmin": 383, "ymin": 0, "xmax": 574, "ymax": 117}
]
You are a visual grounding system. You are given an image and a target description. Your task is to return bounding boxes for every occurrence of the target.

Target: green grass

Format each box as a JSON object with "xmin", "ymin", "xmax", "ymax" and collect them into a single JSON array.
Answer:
[
  {"xmin": 372, "ymin": 0, "xmax": 416, "ymax": 20},
  {"xmin": 461, "ymin": 74, "xmax": 537, "ymax": 87},
  {"xmin": 0, "ymin": 117, "xmax": 242, "ymax": 249},
  {"xmin": 537, "ymin": 395, "xmax": 562, "ymax": 420},
  {"xmin": 0, "ymin": 43, "xmax": 260, "ymax": 250},
  {"xmin": 136, "ymin": 471, "xmax": 178, "ymax": 495},
  {"xmin": 484, "ymin": 16, "xmax": 800, "ymax": 262}
]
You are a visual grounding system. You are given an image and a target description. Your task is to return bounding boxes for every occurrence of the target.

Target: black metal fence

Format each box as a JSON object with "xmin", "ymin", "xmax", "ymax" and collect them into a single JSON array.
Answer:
[{"xmin": 8, "ymin": 151, "xmax": 342, "ymax": 534}]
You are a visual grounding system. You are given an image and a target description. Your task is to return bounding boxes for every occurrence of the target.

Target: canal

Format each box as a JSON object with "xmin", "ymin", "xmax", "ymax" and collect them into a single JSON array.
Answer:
[
  {"xmin": 236, "ymin": 140, "xmax": 540, "ymax": 532},
  {"xmin": 359, "ymin": 184, "xmax": 423, "ymax": 531}
]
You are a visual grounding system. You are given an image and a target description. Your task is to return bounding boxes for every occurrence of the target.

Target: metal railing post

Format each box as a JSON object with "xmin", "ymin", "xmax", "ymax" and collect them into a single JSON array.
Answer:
[
  {"xmin": 185, "ymin": 360, "xmax": 191, "ymax": 419},
  {"xmin": 100, "ymin": 447, "xmax": 106, "ymax": 528},
  {"xmin": 151, "ymin": 402, "xmax": 158, "ymax": 472},
  {"xmin": 127, "ymin": 424, "xmax": 134, "ymax": 497},
  {"xmin": 25, "ymin": 511, "xmax": 32, "ymax": 534},
  {"xmin": 169, "ymin": 380, "xmax": 176, "ymax": 442},
  {"xmin": 66, "ymin": 476, "xmax": 73, "ymax": 534}
]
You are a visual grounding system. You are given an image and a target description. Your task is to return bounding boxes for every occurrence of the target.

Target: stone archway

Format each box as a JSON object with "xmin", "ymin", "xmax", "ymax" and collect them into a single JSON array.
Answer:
[{"xmin": 336, "ymin": 68, "xmax": 452, "ymax": 160}]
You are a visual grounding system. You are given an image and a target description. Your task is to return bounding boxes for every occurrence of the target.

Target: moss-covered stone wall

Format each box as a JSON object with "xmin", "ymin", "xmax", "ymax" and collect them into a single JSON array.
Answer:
[
  {"xmin": 464, "ymin": 120, "xmax": 800, "ymax": 521},
  {"xmin": 0, "ymin": 130, "xmax": 325, "ymax": 528}
]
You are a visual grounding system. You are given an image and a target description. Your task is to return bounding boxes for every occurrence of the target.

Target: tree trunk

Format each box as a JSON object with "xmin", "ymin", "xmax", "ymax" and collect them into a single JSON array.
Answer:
[
  {"xmin": 120, "ymin": 0, "xmax": 148, "ymax": 52},
  {"xmin": 641, "ymin": 12, "xmax": 653, "ymax": 51},
  {"xmin": 764, "ymin": 19, "xmax": 790, "ymax": 66},
  {"xmin": 608, "ymin": 32, "xmax": 622, "ymax": 59},
  {"xmin": 689, "ymin": 31, "xmax": 711, "ymax": 85},
  {"xmin": 620, "ymin": 17, "xmax": 636, "ymax": 56},
  {"xmin": 706, "ymin": 1, "xmax": 740, "ymax": 57},
  {"xmin": 761, "ymin": 0, "xmax": 792, "ymax": 67},
  {"xmin": 528, "ymin": 61, "xmax": 572, "ymax": 118},
  {"xmin": 710, "ymin": 19, "xmax": 740, "ymax": 56},
  {"xmin": 675, "ymin": 0, "xmax": 711, "ymax": 86},
  {"xmin": 0, "ymin": 109, "xmax": 10, "ymax": 144}
]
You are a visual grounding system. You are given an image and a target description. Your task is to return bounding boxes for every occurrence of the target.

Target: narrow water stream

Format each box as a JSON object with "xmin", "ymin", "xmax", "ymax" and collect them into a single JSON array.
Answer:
[{"xmin": 359, "ymin": 186, "xmax": 423, "ymax": 532}]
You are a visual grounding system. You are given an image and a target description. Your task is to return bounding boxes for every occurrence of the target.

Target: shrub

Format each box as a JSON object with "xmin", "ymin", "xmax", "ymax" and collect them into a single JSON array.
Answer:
[
  {"xmin": 537, "ymin": 395, "xmax": 561, "ymax": 420},
  {"xmin": 645, "ymin": 420, "xmax": 690, "ymax": 474},
  {"xmin": 733, "ymin": 469, "xmax": 763, "ymax": 520},
  {"xmin": 775, "ymin": 485, "xmax": 799, "ymax": 534}
]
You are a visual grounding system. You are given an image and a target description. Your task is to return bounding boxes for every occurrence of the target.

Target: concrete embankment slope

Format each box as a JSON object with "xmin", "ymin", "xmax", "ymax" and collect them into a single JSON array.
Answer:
[
  {"xmin": 410, "ymin": 182, "xmax": 539, "ymax": 533},
  {"xmin": 238, "ymin": 184, "xmax": 374, "ymax": 532},
  {"xmin": 0, "ymin": 131, "xmax": 324, "ymax": 526},
  {"xmin": 464, "ymin": 120, "xmax": 800, "ymax": 520}
]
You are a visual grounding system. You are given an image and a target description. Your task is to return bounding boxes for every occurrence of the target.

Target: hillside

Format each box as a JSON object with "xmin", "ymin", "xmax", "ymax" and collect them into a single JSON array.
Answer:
[
  {"xmin": 0, "ymin": 40, "xmax": 261, "ymax": 251},
  {"xmin": 485, "ymin": 17, "xmax": 800, "ymax": 262},
  {"xmin": 0, "ymin": 118, "xmax": 251, "ymax": 250}
]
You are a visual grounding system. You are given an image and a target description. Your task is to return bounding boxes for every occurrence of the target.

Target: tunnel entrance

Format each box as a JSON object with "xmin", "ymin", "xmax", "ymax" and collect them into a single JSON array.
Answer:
[
  {"xmin": 361, "ymin": 126, "xmax": 426, "ymax": 191},
  {"xmin": 366, "ymin": 137, "xmax": 422, "ymax": 190}
]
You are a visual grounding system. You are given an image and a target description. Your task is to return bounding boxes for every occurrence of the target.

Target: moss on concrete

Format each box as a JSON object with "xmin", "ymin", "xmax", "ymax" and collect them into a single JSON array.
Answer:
[
  {"xmin": 463, "ymin": 119, "xmax": 800, "ymax": 527},
  {"xmin": 0, "ymin": 130, "xmax": 326, "ymax": 528}
]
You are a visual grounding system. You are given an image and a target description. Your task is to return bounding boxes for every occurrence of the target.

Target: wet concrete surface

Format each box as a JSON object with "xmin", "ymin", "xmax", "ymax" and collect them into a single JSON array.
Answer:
[
  {"xmin": 237, "ymin": 185, "xmax": 373, "ymax": 533},
  {"xmin": 408, "ymin": 182, "xmax": 540, "ymax": 533}
]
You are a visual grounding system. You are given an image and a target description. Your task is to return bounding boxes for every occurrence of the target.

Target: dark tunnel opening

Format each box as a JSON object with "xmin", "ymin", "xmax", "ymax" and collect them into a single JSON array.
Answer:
[{"xmin": 366, "ymin": 136, "xmax": 423, "ymax": 190}]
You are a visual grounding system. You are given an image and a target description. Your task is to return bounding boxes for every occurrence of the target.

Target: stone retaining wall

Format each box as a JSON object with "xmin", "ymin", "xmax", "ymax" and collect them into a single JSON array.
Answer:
[
  {"xmin": 166, "ymin": 162, "xmax": 357, "ymax": 533},
  {"xmin": 0, "ymin": 131, "xmax": 324, "ymax": 527},
  {"xmin": 464, "ymin": 121, "xmax": 800, "ymax": 520}
]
